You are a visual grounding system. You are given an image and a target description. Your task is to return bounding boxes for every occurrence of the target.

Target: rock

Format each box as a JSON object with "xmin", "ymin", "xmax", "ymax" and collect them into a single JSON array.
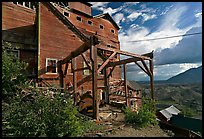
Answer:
[{"xmin": 96, "ymin": 132, "xmax": 103, "ymax": 137}]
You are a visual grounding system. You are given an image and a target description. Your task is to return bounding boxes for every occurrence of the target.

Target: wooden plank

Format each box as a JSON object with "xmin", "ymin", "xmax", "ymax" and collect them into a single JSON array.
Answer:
[
  {"xmin": 104, "ymin": 68, "xmax": 109, "ymax": 104},
  {"xmin": 74, "ymin": 67, "xmax": 89, "ymax": 72},
  {"xmin": 81, "ymin": 53, "xmax": 92, "ymax": 71},
  {"xmin": 135, "ymin": 61, "xmax": 150, "ymax": 76},
  {"xmin": 150, "ymin": 59, "xmax": 154, "ymax": 100},
  {"xmin": 91, "ymin": 37, "xmax": 99, "ymax": 120},
  {"xmin": 60, "ymin": 41, "xmax": 90, "ymax": 65},
  {"xmin": 107, "ymin": 57, "xmax": 141, "ymax": 68},
  {"xmin": 57, "ymin": 60, "xmax": 64, "ymax": 90},
  {"xmin": 123, "ymin": 64, "xmax": 128, "ymax": 106},
  {"xmin": 107, "ymin": 66, "xmax": 115, "ymax": 78},
  {"xmin": 141, "ymin": 59, "xmax": 152, "ymax": 77},
  {"xmin": 72, "ymin": 57, "xmax": 77, "ymax": 95},
  {"xmin": 64, "ymin": 62, "xmax": 69, "ymax": 75},
  {"xmin": 97, "ymin": 45, "xmax": 151, "ymax": 60},
  {"xmin": 97, "ymin": 52, "xmax": 116, "ymax": 74}
]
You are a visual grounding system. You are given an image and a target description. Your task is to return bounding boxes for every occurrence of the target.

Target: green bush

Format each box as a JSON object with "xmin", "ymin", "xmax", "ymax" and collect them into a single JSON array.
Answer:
[
  {"xmin": 2, "ymin": 49, "xmax": 27, "ymax": 101},
  {"xmin": 3, "ymin": 90, "xmax": 83, "ymax": 137},
  {"xmin": 124, "ymin": 97, "xmax": 157, "ymax": 128}
]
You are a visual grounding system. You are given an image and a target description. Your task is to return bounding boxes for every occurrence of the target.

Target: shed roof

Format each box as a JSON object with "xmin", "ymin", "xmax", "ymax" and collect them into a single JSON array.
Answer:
[{"xmin": 159, "ymin": 105, "xmax": 181, "ymax": 121}]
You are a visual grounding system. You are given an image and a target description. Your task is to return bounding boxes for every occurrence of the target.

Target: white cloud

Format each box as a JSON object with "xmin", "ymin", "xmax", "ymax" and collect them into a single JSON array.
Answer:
[
  {"xmin": 103, "ymin": 7, "xmax": 119, "ymax": 16},
  {"xmin": 113, "ymin": 13, "xmax": 125, "ymax": 25},
  {"xmin": 141, "ymin": 13, "xmax": 157, "ymax": 23},
  {"xmin": 90, "ymin": 2, "xmax": 110, "ymax": 8},
  {"xmin": 127, "ymin": 12, "xmax": 142, "ymax": 21},
  {"xmin": 195, "ymin": 12, "xmax": 202, "ymax": 18}
]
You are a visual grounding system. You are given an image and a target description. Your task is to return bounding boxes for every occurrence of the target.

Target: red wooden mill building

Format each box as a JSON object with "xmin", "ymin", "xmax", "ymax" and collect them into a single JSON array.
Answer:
[{"xmin": 2, "ymin": 2, "xmax": 154, "ymax": 120}]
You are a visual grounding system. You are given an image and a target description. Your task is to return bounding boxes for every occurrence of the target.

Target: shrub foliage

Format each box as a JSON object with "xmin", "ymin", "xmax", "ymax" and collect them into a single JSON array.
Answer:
[{"xmin": 124, "ymin": 97, "xmax": 158, "ymax": 127}]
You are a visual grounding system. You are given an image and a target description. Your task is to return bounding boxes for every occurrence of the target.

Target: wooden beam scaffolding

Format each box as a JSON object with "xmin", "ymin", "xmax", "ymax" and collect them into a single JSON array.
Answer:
[
  {"xmin": 123, "ymin": 64, "xmax": 128, "ymax": 106},
  {"xmin": 90, "ymin": 36, "xmax": 99, "ymax": 120}
]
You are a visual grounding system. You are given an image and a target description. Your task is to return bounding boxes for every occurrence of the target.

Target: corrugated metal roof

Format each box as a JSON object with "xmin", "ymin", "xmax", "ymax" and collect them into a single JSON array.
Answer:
[
  {"xmin": 165, "ymin": 105, "xmax": 181, "ymax": 115},
  {"xmin": 160, "ymin": 109, "xmax": 172, "ymax": 121},
  {"xmin": 159, "ymin": 105, "xmax": 181, "ymax": 121}
]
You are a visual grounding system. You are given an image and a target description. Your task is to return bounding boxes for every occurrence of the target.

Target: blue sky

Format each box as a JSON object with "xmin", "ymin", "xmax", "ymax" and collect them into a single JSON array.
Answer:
[{"xmin": 90, "ymin": 2, "xmax": 202, "ymax": 81}]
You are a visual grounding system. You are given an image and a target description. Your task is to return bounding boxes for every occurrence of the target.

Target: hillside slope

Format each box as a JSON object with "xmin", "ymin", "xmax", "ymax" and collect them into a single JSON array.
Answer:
[{"xmin": 166, "ymin": 66, "xmax": 202, "ymax": 84}]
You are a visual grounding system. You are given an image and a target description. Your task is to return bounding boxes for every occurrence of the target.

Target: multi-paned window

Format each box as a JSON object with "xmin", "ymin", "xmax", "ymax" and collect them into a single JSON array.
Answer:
[
  {"xmin": 88, "ymin": 20, "xmax": 93, "ymax": 25},
  {"xmin": 64, "ymin": 11, "xmax": 69, "ymax": 17},
  {"xmin": 99, "ymin": 24, "xmax": 104, "ymax": 29},
  {"xmin": 13, "ymin": 2, "xmax": 36, "ymax": 10},
  {"xmin": 6, "ymin": 49, "xmax": 20, "ymax": 59},
  {"xmin": 111, "ymin": 29, "xmax": 115, "ymax": 33},
  {"xmin": 46, "ymin": 58, "xmax": 58, "ymax": 74},
  {"xmin": 76, "ymin": 16, "xmax": 82, "ymax": 22}
]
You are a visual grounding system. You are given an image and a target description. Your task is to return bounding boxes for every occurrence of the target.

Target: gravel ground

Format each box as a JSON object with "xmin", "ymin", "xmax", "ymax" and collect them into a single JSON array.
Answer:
[{"xmin": 103, "ymin": 124, "xmax": 170, "ymax": 137}]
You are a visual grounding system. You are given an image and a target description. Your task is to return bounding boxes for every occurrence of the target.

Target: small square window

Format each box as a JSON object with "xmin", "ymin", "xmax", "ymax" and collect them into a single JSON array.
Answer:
[
  {"xmin": 25, "ymin": 2, "xmax": 30, "ymax": 7},
  {"xmin": 88, "ymin": 20, "xmax": 92, "ymax": 25},
  {"xmin": 111, "ymin": 29, "xmax": 115, "ymax": 33},
  {"xmin": 100, "ymin": 25, "xmax": 104, "ymax": 29},
  {"xmin": 76, "ymin": 16, "xmax": 82, "ymax": 22},
  {"xmin": 46, "ymin": 58, "xmax": 58, "ymax": 74},
  {"xmin": 6, "ymin": 49, "xmax": 20, "ymax": 59},
  {"xmin": 64, "ymin": 11, "xmax": 69, "ymax": 17},
  {"xmin": 18, "ymin": 2, "xmax": 24, "ymax": 5},
  {"xmin": 107, "ymin": 45, "xmax": 111, "ymax": 48}
]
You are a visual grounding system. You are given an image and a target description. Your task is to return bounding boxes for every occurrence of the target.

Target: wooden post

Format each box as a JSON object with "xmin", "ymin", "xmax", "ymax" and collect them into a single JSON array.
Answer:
[
  {"xmin": 149, "ymin": 59, "xmax": 155, "ymax": 111},
  {"xmin": 72, "ymin": 58, "xmax": 77, "ymax": 104},
  {"xmin": 104, "ymin": 68, "xmax": 109, "ymax": 104},
  {"xmin": 58, "ymin": 61, "xmax": 64, "ymax": 90},
  {"xmin": 90, "ymin": 36, "xmax": 99, "ymax": 120},
  {"xmin": 123, "ymin": 64, "xmax": 128, "ymax": 106},
  {"xmin": 149, "ymin": 59, "xmax": 154, "ymax": 100}
]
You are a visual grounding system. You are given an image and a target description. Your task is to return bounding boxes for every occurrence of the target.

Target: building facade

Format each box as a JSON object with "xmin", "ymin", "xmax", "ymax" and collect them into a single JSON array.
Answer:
[{"xmin": 2, "ymin": 2, "xmax": 121, "ymax": 93}]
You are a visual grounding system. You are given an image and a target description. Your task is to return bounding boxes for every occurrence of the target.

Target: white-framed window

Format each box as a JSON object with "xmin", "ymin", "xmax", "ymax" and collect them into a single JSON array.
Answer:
[
  {"xmin": 46, "ymin": 58, "xmax": 58, "ymax": 74},
  {"xmin": 111, "ymin": 29, "xmax": 115, "ymax": 33},
  {"xmin": 88, "ymin": 20, "xmax": 93, "ymax": 25},
  {"xmin": 64, "ymin": 11, "xmax": 69, "ymax": 17},
  {"xmin": 13, "ymin": 2, "xmax": 36, "ymax": 10},
  {"xmin": 6, "ymin": 49, "xmax": 20, "ymax": 59},
  {"xmin": 76, "ymin": 16, "xmax": 82, "ymax": 22},
  {"xmin": 99, "ymin": 24, "xmax": 104, "ymax": 29}
]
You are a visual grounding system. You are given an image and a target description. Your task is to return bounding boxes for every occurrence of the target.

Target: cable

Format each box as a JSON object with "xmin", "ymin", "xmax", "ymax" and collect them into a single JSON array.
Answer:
[{"xmin": 126, "ymin": 32, "xmax": 202, "ymax": 43}]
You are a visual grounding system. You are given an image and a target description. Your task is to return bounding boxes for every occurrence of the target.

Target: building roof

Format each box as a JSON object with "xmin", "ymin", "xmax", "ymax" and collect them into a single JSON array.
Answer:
[
  {"xmin": 93, "ymin": 13, "xmax": 120, "ymax": 30},
  {"xmin": 159, "ymin": 105, "xmax": 181, "ymax": 121},
  {"xmin": 128, "ymin": 80, "xmax": 142, "ymax": 90}
]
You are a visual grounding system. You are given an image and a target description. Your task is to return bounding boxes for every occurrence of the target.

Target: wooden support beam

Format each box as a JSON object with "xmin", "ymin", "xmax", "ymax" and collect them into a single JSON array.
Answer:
[
  {"xmin": 72, "ymin": 58, "xmax": 77, "ymax": 98},
  {"xmin": 90, "ymin": 37, "xmax": 99, "ymax": 120},
  {"xmin": 74, "ymin": 67, "xmax": 89, "ymax": 72},
  {"xmin": 97, "ymin": 45, "xmax": 151, "ymax": 60},
  {"xmin": 107, "ymin": 57, "xmax": 141, "ymax": 68},
  {"xmin": 149, "ymin": 59, "xmax": 154, "ymax": 100},
  {"xmin": 104, "ymin": 68, "xmax": 109, "ymax": 104},
  {"xmin": 59, "ymin": 36, "xmax": 98, "ymax": 65},
  {"xmin": 60, "ymin": 41, "xmax": 90, "ymax": 65},
  {"xmin": 64, "ymin": 62, "xmax": 69, "ymax": 75},
  {"xmin": 81, "ymin": 53, "xmax": 92, "ymax": 71},
  {"xmin": 97, "ymin": 52, "xmax": 116, "ymax": 74},
  {"xmin": 135, "ymin": 61, "xmax": 150, "ymax": 76},
  {"xmin": 57, "ymin": 61, "xmax": 64, "ymax": 91},
  {"xmin": 97, "ymin": 50, "xmax": 108, "ymax": 61},
  {"xmin": 107, "ymin": 66, "xmax": 116, "ymax": 78},
  {"xmin": 123, "ymin": 64, "xmax": 128, "ymax": 106},
  {"xmin": 141, "ymin": 59, "xmax": 152, "ymax": 77}
]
